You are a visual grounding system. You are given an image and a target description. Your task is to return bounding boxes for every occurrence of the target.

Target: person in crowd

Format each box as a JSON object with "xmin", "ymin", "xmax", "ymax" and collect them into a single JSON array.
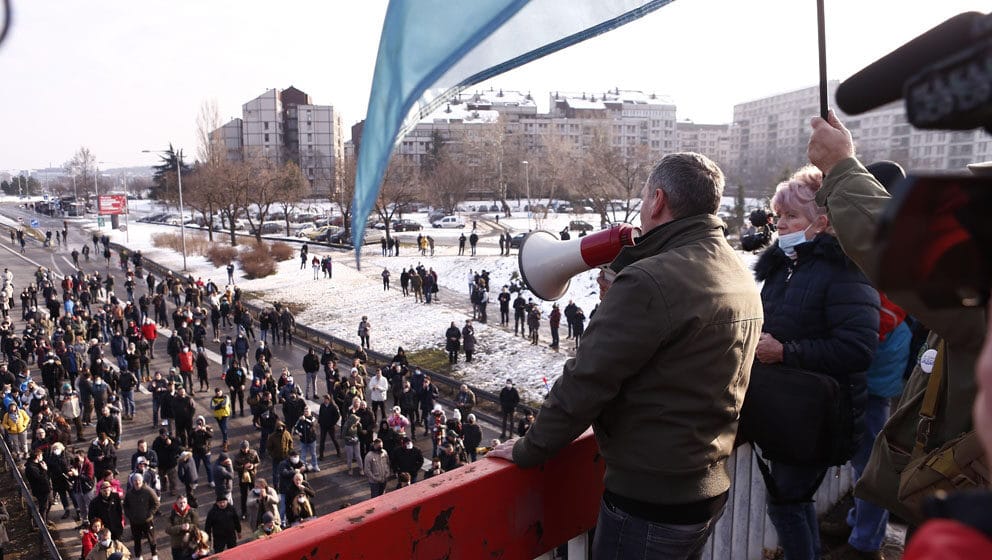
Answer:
[
  {"xmin": 246, "ymin": 477, "xmax": 279, "ymax": 531},
  {"xmin": 88, "ymin": 481, "xmax": 125, "ymax": 541},
  {"xmin": 455, "ymin": 383, "xmax": 476, "ymax": 420},
  {"xmin": 293, "ymin": 407, "xmax": 320, "ymax": 472},
  {"xmin": 85, "ymin": 526, "xmax": 131, "ymax": 560},
  {"xmin": 234, "ymin": 440, "xmax": 260, "ymax": 520},
  {"xmin": 363, "ymin": 437, "xmax": 390, "ymax": 498},
  {"xmin": 204, "ymin": 495, "xmax": 241, "ymax": 553},
  {"xmin": 211, "ymin": 387, "xmax": 232, "ymax": 451},
  {"xmin": 24, "ymin": 447, "xmax": 53, "ymax": 526},
  {"xmin": 252, "ymin": 511, "xmax": 282, "ymax": 540},
  {"xmin": 462, "ymin": 413, "xmax": 483, "ymax": 463},
  {"xmin": 489, "ymin": 153, "xmax": 764, "ymax": 559},
  {"xmin": 166, "ymin": 494, "xmax": 200, "ymax": 560},
  {"xmin": 806, "ymin": 112, "xmax": 990, "ymax": 559},
  {"xmin": 751, "ymin": 165, "xmax": 880, "ymax": 560},
  {"xmin": 2, "ymin": 401, "xmax": 30, "ymax": 460},
  {"xmin": 498, "ymin": 379, "xmax": 520, "ymax": 440},
  {"xmin": 318, "ymin": 394, "xmax": 341, "ymax": 459},
  {"xmin": 123, "ymin": 472, "xmax": 160, "ymax": 560},
  {"xmin": 212, "ymin": 453, "xmax": 235, "ymax": 506}
]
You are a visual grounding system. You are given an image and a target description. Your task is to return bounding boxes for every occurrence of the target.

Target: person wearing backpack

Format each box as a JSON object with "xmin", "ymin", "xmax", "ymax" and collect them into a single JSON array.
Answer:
[{"xmin": 752, "ymin": 166, "xmax": 880, "ymax": 560}]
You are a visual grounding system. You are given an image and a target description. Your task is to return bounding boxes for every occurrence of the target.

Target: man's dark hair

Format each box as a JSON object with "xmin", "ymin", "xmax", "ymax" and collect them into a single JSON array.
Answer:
[{"xmin": 646, "ymin": 152, "xmax": 724, "ymax": 219}]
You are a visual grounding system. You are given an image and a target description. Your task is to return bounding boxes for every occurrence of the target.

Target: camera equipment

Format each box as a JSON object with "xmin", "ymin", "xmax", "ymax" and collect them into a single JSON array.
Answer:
[{"xmin": 836, "ymin": 11, "xmax": 992, "ymax": 132}]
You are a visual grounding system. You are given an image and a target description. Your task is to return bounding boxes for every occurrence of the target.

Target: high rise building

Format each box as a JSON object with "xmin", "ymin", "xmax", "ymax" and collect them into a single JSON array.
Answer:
[{"xmin": 213, "ymin": 86, "xmax": 344, "ymax": 195}]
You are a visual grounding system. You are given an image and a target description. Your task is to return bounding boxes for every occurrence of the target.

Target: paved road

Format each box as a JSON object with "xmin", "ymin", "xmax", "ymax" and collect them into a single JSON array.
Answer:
[{"xmin": 0, "ymin": 204, "xmax": 498, "ymax": 560}]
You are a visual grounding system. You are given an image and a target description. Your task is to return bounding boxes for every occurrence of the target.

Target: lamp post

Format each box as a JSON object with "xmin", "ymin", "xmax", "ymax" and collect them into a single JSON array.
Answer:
[
  {"xmin": 521, "ymin": 160, "xmax": 531, "ymax": 229},
  {"xmin": 143, "ymin": 149, "xmax": 187, "ymax": 270}
]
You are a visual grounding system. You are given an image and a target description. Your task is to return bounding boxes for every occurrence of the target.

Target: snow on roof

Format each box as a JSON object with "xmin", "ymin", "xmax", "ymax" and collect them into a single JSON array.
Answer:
[
  {"xmin": 563, "ymin": 98, "xmax": 606, "ymax": 110},
  {"xmin": 422, "ymin": 105, "xmax": 500, "ymax": 124}
]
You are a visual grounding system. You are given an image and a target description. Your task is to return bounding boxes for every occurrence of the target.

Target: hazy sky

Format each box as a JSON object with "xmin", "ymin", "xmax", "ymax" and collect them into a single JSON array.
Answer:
[{"xmin": 0, "ymin": 0, "xmax": 984, "ymax": 170}]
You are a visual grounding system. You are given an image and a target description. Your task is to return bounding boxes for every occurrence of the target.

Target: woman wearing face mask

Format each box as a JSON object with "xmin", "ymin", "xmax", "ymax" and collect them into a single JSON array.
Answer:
[
  {"xmin": 85, "ymin": 527, "xmax": 131, "ymax": 560},
  {"xmin": 752, "ymin": 166, "xmax": 880, "ymax": 560}
]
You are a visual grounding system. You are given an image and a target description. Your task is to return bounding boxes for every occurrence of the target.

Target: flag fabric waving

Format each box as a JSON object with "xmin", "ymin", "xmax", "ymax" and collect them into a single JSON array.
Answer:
[{"xmin": 352, "ymin": 0, "xmax": 676, "ymax": 261}]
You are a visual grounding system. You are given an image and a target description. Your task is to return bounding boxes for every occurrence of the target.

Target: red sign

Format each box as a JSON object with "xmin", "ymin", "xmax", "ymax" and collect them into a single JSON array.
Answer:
[{"xmin": 97, "ymin": 194, "xmax": 127, "ymax": 215}]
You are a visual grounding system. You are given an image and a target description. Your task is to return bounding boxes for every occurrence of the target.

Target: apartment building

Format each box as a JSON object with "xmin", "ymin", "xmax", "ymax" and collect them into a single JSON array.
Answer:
[
  {"xmin": 676, "ymin": 122, "xmax": 732, "ymax": 169},
  {"xmin": 212, "ymin": 86, "xmax": 344, "ymax": 195}
]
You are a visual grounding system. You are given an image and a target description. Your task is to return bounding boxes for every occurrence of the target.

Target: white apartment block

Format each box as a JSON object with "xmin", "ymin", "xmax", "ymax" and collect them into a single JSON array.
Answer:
[
  {"xmin": 729, "ymin": 82, "xmax": 992, "ymax": 196},
  {"xmin": 676, "ymin": 122, "xmax": 732, "ymax": 169},
  {"xmin": 214, "ymin": 86, "xmax": 344, "ymax": 195},
  {"xmin": 393, "ymin": 88, "xmax": 677, "ymax": 198}
]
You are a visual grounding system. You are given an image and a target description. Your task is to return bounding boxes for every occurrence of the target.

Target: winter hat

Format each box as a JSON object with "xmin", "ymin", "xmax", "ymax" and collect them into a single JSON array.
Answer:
[
  {"xmin": 196, "ymin": 415, "xmax": 205, "ymax": 424},
  {"xmin": 241, "ymin": 440, "xmax": 250, "ymax": 449},
  {"xmin": 452, "ymin": 409, "xmax": 462, "ymax": 421},
  {"xmin": 261, "ymin": 512, "xmax": 275, "ymax": 523},
  {"xmin": 392, "ymin": 406, "xmax": 401, "ymax": 414},
  {"xmin": 136, "ymin": 456, "xmax": 148, "ymax": 465}
]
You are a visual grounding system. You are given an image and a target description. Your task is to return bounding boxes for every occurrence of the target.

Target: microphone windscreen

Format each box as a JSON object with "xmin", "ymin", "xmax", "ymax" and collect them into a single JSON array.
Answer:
[{"xmin": 836, "ymin": 11, "xmax": 983, "ymax": 114}]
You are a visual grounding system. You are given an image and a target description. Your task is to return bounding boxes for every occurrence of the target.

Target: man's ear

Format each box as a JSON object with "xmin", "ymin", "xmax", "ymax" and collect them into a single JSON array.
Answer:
[{"xmin": 648, "ymin": 187, "xmax": 667, "ymax": 219}]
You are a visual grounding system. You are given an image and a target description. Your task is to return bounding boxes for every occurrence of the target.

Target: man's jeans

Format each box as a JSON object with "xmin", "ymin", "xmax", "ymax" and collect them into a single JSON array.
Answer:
[
  {"xmin": 369, "ymin": 481, "xmax": 386, "ymax": 498},
  {"xmin": 592, "ymin": 495, "xmax": 724, "ymax": 560},
  {"xmin": 766, "ymin": 462, "xmax": 827, "ymax": 560},
  {"xmin": 301, "ymin": 442, "xmax": 318, "ymax": 470},
  {"xmin": 121, "ymin": 390, "xmax": 135, "ymax": 417},
  {"xmin": 846, "ymin": 395, "xmax": 891, "ymax": 552},
  {"xmin": 305, "ymin": 372, "xmax": 318, "ymax": 399}
]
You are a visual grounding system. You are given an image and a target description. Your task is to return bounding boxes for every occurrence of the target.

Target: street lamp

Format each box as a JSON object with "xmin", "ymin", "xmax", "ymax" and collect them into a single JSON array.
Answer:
[
  {"xmin": 521, "ymin": 160, "xmax": 531, "ymax": 229},
  {"xmin": 143, "ymin": 149, "xmax": 187, "ymax": 270}
]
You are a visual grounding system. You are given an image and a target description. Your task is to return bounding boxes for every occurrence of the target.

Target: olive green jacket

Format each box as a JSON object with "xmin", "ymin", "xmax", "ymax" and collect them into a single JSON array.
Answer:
[
  {"xmin": 817, "ymin": 157, "xmax": 986, "ymax": 523},
  {"xmin": 513, "ymin": 214, "xmax": 763, "ymax": 505}
]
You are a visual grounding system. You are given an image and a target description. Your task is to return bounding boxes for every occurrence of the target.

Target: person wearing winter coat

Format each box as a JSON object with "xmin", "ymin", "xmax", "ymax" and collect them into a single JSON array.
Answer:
[
  {"xmin": 204, "ymin": 495, "xmax": 241, "ymax": 553},
  {"xmin": 752, "ymin": 166, "xmax": 880, "ymax": 560},
  {"xmin": 84, "ymin": 527, "xmax": 131, "ymax": 560},
  {"xmin": 212, "ymin": 453, "xmax": 235, "ymax": 504},
  {"xmin": 318, "ymin": 395, "xmax": 341, "ymax": 459},
  {"xmin": 498, "ymin": 379, "xmax": 520, "ymax": 440},
  {"xmin": 444, "ymin": 322, "xmax": 460, "ymax": 364},
  {"xmin": 389, "ymin": 435, "xmax": 424, "ymax": 485},
  {"xmin": 46, "ymin": 441, "xmax": 72, "ymax": 519},
  {"xmin": 165, "ymin": 494, "xmax": 200, "ymax": 560},
  {"xmin": 24, "ymin": 449, "xmax": 53, "ymax": 525},
  {"xmin": 363, "ymin": 438, "xmax": 390, "ymax": 498},
  {"xmin": 293, "ymin": 408, "xmax": 320, "ymax": 471},
  {"xmin": 123, "ymin": 473, "xmax": 160, "ymax": 560},
  {"xmin": 177, "ymin": 450, "xmax": 199, "ymax": 505},
  {"xmin": 461, "ymin": 321, "xmax": 476, "ymax": 363},
  {"xmin": 245, "ymin": 477, "xmax": 280, "ymax": 530},
  {"xmin": 88, "ymin": 481, "xmax": 125, "ymax": 540},
  {"xmin": 454, "ymin": 383, "xmax": 476, "ymax": 420},
  {"xmin": 462, "ymin": 414, "xmax": 483, "ymax": 462},
  {"xmin": 301, "ymin": 348, "xmax": 320, "ymax": 400}
]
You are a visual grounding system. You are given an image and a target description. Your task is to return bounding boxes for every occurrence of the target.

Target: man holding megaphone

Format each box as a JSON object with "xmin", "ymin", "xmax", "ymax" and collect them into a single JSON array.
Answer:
[{"xmin": 489, "ymin": 152, "xmax": 763, "ymax": 559}]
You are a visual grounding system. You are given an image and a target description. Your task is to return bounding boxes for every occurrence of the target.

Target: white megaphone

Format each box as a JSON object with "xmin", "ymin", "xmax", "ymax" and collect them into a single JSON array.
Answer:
[{"xmin": 518, "ymin": 223, "xmax": 640, "ymax": 301}]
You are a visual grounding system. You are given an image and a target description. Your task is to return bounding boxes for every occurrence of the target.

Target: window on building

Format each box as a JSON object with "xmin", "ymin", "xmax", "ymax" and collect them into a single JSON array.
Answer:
[
  {"xmin": 264, "ymin": 133, "xmax": 270, "ymax": 142},
  {"xmin": 264, "ymin": 122, "xmax": 269, "ymax": 130},
  {"xmin": 308, "ymin": 133, "xmax": 312, "ymax": 142}
]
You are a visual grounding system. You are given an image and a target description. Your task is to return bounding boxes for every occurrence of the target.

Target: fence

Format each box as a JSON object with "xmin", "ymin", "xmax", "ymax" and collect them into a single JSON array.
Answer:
[{"xmin": 0, "ymin": 435, "xmax": 63, "ymax": 560}]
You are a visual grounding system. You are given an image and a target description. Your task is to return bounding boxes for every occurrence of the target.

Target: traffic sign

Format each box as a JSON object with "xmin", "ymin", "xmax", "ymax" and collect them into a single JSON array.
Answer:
[
  {"xmin": 29, "ymin": 219, "xmax": 39, "ymax": 228},
  {"xmin": 97, "ymin": 217, "xmax": 105, "ymax": 228}
]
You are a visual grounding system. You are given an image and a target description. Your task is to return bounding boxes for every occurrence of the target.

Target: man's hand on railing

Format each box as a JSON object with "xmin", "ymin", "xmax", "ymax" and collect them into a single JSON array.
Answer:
[{"xmin": 486, "ymin": 438, "xmax": 517, "ymax": 462}]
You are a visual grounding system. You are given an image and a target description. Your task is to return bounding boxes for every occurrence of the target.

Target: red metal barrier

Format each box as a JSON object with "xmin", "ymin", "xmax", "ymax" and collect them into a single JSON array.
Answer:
[{"xmin": 215, "ymin": 430, "xmax": 604, "ymax": 560}]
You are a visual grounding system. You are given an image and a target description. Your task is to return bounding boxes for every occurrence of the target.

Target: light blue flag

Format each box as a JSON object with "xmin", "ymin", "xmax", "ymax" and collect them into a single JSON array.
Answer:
[{"xmin": 352, "ymin": 0, "xmax": 676, "ymax": 262}]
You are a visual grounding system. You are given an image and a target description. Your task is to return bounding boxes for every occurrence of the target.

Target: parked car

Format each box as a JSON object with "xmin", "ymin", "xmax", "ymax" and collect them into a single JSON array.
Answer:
[
  {"xmin": 249, "ymin": 221, "xmax": 283, "ymax": 235},
  {"xmin": 391, "ymin": 218, "xmax": 422, "ymax": 232},
  {"xmin": 324, "ymin": 228, "xmax": 372, "ymax": 245},
  {"xmin": 305, "ymin": 225, "xmax": 337, "ymax": 240},
  {"xmin": 509, "ymin": 233, "xmax": 527, "ymax": 249},
  {"xmin": 569, "ymin": 220, "xmax": 594, "ymax": 232},
  {"xmin": 431, "ymin": 215, "xmax": 466, "ymax": 229},
  {"xmin": 427, "ymin": 211, "xmax": 446, "ymax": 224},
  {"xmin": 372, "ymin": 221, "xmax": 387, "ymax": 230}
]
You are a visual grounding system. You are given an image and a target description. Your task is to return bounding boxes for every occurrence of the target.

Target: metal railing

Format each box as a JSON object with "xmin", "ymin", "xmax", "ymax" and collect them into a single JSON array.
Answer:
[{"xmin": 0, "ymin": 435, "xmax": 63, "ymax": 560}]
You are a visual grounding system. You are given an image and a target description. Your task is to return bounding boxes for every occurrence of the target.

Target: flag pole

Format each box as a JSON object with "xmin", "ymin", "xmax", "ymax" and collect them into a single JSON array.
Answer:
[{"xmin": 817, "ymin": 0, "xmax": 828, "ymax": 118}]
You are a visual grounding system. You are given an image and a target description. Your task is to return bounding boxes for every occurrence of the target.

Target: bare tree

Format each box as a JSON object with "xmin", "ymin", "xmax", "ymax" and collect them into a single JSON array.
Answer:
[
  {"xmin": 196, "ymin": 99, "xmax": 225, "ymax": 165},
  {"xmin": 581, "ymin": 129, "xmax": 653, "ymax": 226},
  {"xmin": 183, "ymin": 160, "xmax": 226, "ymax": 241},
  {"xmin": 63, "ymin": 146, "xmax": 97, "ymax": 197},
  {"xmin": 240, "ymin": 156, "xmax": 281, "ymax": 243},
  {"xmin": 334, "ymin": 154, "xmax": 356, "ymax": 238},
  {"xmin": 273, "ymin": 161, "xmax": 309, "ymax": 236},
  {"xmin": 427, "ymin": 152, "xmax": 471, "ymax": 215},
  {"xmin": 217, "ymin": 159, "xmax": 251, "ymax": 246},
  {"xmin": 375, "ymin": 156, "xmax": 421, "ymax": 240},
  {"xmin": 534, "ymin": 133, "xmax": 580, "ymax": 218}
]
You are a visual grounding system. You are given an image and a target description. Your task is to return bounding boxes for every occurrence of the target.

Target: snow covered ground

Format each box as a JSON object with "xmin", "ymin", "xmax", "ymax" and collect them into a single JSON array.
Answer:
[{"xmin": 66, "ymin": 198, "xmax": 760, "ymax": 405}]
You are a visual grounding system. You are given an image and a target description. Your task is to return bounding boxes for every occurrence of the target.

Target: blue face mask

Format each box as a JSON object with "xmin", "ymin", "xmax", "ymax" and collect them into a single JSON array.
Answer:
[{"xmin": 777, "ymin": 224, "xmax": 813, "ymax": 258}]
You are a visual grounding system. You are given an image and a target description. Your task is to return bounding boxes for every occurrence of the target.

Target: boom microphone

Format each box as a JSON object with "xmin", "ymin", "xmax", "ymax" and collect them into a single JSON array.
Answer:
[
  {"xmin": 518, "ymin": 224, "xmax": 639, "ymax": 301},
  {"xmin": 835, "ymin": 11, "xmax": 984, "ymax": 115}
]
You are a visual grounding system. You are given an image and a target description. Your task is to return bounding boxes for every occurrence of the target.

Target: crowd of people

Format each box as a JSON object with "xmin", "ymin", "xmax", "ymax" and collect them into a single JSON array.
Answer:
[{"xmin": 0, "ymin": 236, "xmax": 513, "ymax": 559}]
